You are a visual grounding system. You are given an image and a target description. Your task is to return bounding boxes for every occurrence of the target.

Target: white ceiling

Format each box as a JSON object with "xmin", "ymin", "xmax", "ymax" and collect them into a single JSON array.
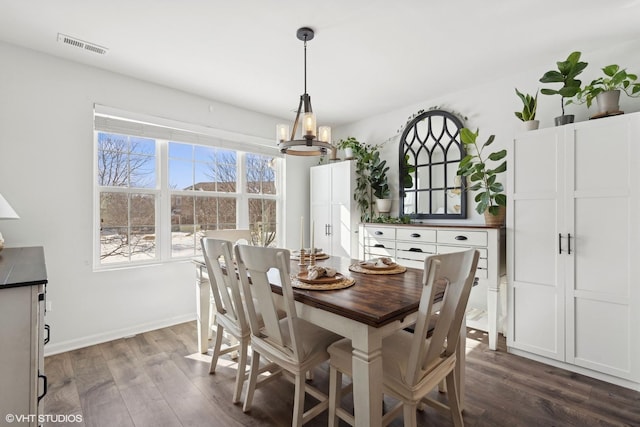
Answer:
[{"xmin": 1, "ymin": 0, "xmax": 639, "ymax": 126}]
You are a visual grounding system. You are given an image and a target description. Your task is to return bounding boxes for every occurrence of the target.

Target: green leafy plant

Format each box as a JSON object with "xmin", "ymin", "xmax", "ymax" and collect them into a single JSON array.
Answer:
[
  {"xmin": 514, "ymin": 88, "xmax": 538, "ymax": 121},
  {"xmin": 337, "ymin": 137, "xmax": 383, "ymax": 222},
  {"xmin": 370, "ymin": 151, "xmax": 390, "ymax": 199},
  {"xmin": 371, "ymin": 215, "xmax": 411, "ymax": 224},
  {"xmin": 400, "ymin": 154, "xmax": 415, "ymax": 189},
  {"xmin": 570, "ymin": 64, "xmax": 640, "ymax": 108},
  {"xmin": 539, "ymin": 51, "xmax": 588, "ymax": 116},
  {"xmin": 457, "ymin": 128, "xmax": 507, "ymax": 216}
]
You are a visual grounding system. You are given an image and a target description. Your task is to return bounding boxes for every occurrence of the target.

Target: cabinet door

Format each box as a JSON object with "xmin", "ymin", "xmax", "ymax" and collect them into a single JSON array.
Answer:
[
  {"xmin": 508, "ymin": 127, "xmax": 566, "ymax": 361},
  {"xmin": 566, "ymin": 115, "xmax": 640, "ymax": 381},
  {"xmin": 310, "ymin": 162, "xmax": 355, "ymax": 257},
  {"xmin": 310, "ymin": 165, "xmax": 332, "ymax": 253}
]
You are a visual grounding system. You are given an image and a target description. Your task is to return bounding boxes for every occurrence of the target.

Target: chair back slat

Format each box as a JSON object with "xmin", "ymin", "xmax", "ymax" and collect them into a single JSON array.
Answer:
[
  {"xmin": 235, "ymin": 245, "xmax": 304, "ymax": 361},
  {"xmin": 406, "ymin": 249, "xmax": 479, "ymax": 385},
  {"xmin": 205, "ymin": 229, "xmax": 253, "ymax": 245},
  {"xmin": 201, "ymin": 238, "xmax": 246, "ymax": 328}
]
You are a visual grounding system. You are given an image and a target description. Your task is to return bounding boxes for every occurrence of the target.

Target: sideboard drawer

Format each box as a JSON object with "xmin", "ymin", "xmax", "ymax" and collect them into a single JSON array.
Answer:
[
  {"xmin": 437, "ymin": 245, "xmax": 488, "ymax": 259},
  {"xmin": 366, "ymin": 244, "xmax": 395, "ymax": 258},
  {"xmin": 363, "ymin": 226, "xmax": 396, "ymax": 241},
  {"xmin": 396, "ymin": 228, "xmax": 436, "ymax": 242},
  {"xmin": 396, "ymin": 241, "xmax": 436, "ymax": 262},
  {"xmin": 437, "ymin": 230, "xmax": 487, "ymax": 246}
]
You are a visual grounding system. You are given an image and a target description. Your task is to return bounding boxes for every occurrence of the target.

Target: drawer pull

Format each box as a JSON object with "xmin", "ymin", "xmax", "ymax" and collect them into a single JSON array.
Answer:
[
  {"xmin": 454, "ymin": 235, "xmax": 468, "ymax": 241},
  {"xmin": 38, "ymin": 372, "xmax": 48, "ymax": 402},
  {"xmin": 373, "ymin": 244, "xmax": 386, "ymax": 248},
  {"xmin": 44, "ymin": 324, "xmax": 50, "ymax": 345},
  {"xmin": 410, "ymin": 233, "xmax": 421, "ymax": 238},
  {"xmin": 374, "ymin": 231, "xmax": 383, "ymax": 236},
  {"xmin": 408, "ymin": 247, "xmax": 424, "ymax": 252}
]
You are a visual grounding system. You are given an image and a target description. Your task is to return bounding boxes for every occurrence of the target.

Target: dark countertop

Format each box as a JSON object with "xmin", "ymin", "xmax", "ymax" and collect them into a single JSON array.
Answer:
[{"xmin": 0, "ymin": 246, "xmax": 48, "ymax": 289}]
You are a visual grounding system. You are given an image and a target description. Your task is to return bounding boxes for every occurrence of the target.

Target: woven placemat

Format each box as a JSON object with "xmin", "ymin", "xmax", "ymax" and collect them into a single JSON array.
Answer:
[
  {"xmin": 291, "ymin": 276, "xmax": 355, "ymax": 290},
  {"xmin": 348, "ymin": 263, "xmax": 407, "ymax": 275}
]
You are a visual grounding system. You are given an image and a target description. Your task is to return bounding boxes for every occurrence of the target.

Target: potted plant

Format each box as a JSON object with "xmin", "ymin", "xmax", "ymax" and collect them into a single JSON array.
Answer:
[
  {"xmin": 570, "ymin": 64, "xmax": 640, "ymax": 115},
  {"xmin": 539, "ymin": 51, "xmax": 588, "ymax": 126},
  {"xmin": 337, "ymin": 137, "xmax": 382, "ymax": 221},
  {"xmin": 514, "ymin": 88, "xmax": 539, "ymax": 130},
  {"xmin": 457, "ymin": 128, "xmax": 507, "ymax": 226},
  {"xmin": 369, "ymin": 150, "xmax": 391, "ymax": 214}
]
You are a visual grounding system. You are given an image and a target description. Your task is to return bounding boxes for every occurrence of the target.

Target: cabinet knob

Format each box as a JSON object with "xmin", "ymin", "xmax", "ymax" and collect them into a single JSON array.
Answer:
[
  {"xmin": 410, "ymin": 233, "xmax": 421, "ymax": 238},
  {"xmin": 454, "ymin": 235, "xmax": 468, "ymax": 241}
]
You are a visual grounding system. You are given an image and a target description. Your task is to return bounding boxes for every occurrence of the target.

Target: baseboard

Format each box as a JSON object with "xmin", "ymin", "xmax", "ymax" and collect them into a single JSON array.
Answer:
[{"xmin": 44, "ymin": 313, "xmax": 196, "ymax": 356}]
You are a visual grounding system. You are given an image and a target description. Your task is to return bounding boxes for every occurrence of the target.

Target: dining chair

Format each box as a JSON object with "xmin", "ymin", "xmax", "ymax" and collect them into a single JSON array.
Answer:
[
  {"xmin": 200, "ymin": 237, "xmax": 249, "ymax": 404},
  {"xmin": 203, "ymin": 229, "xmax": 253, "ymax": 339},
  {"xmin": 234, "ymin": 244, "xmax": 342, "ymax": 427},
  {"xmin": 205, "ymin": 228, "xmax": 253, "ymax": 245},
  {"xmin": 328, "ymin": 248, "xmax": 480, "ymax": 427}
]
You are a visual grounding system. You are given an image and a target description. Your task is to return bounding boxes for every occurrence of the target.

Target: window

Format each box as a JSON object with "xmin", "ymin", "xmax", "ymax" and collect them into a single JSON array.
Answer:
[{"xmin": 94, "ymin": 106, "xmax": 281, "ymax": 269}]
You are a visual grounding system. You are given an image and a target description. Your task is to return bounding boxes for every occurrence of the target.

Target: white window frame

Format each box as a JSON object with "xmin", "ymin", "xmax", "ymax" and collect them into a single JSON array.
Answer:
[{"xmin": 93, "ymin": 105, "xmax": 282, "ymax": 270}]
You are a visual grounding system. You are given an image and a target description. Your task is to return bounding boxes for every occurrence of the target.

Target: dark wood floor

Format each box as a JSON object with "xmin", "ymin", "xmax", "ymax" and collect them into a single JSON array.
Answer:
[{"xmin": 43, "ymin": 322, "xmax": 640, "ymax": 427}]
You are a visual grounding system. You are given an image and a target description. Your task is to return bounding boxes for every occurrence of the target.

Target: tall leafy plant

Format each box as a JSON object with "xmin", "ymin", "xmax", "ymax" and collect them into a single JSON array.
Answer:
[
  {"xmin": 457, "ymin": 128, "xmax": 506, "ymax": 216},
  {"xmin": 370, "ymin": 151, "xmax": 390, "ymax": 199},
  {"xmin": 338, "ymin": 137, "xmax": 383, "ymax": 222},
  {"xmin": 539, "ymin": 51, "xmax": 588, "ymax": 116}
]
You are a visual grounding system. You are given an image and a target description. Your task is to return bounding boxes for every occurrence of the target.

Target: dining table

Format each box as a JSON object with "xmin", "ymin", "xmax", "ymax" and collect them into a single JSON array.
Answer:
[{"xmin": 192, "ymin": 254, "xmax": 467, "ymax": 427}]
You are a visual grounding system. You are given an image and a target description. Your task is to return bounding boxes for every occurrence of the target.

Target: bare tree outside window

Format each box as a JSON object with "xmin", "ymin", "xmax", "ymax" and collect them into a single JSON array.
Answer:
[{"xmin": 98, "ymin": 133, "xmax": 156, "ymax": 263}]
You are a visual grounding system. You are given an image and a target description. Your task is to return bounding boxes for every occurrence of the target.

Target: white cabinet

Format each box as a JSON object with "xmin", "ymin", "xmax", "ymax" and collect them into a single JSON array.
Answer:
[
  {"xmin": 508, "ymin": 113, "xmax": 640, "ymax": 389},
  {"xmin": 0, "ymin": 247, "xmax": 48, "ymax": 426},
  {"xmin": 310, "ymin": 161, "xmax": 357, "ymax": 257},
  {"xmin": 360, "ymin": 223, "xmax": 505, "ymax": 350}
]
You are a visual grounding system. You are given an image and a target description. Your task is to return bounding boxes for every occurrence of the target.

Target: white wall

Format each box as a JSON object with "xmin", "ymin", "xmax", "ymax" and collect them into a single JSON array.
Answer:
[
  {"xmin": 0, "ymin": 41, "xmax": 298, "ymax": 355},
  {"xmin": 334, "ymin": 40, "xmax": 640, "ymax": 223},
  {"xmin": 2, "ymin": 38, "xmax": 639, "ymax": 354}
]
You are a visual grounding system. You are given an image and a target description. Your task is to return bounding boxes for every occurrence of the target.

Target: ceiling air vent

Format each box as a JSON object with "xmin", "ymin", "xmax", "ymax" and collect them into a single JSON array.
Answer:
[{"xmin": 57, "ymin": 33, "xmax": 108, "ymax": 55}]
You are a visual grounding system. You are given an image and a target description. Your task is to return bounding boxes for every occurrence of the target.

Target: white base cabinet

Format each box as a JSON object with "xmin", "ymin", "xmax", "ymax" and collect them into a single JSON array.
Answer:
[
  {"xmin": 310, "ymin": 161, "xmax": 357, "ymax": 257},
  {"xmin": 508, "ymin": 112, "xmax": 640, "ymax": 390},
  {"xmin": 0, "ymin": 247, "xmax": 48, "ymax": 426},
  {"xmin": 360, "ymin": 223, "xmax": 505, "ymax": 350}
]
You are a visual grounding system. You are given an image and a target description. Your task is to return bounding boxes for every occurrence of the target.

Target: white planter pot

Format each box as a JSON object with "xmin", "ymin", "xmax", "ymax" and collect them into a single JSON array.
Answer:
[
  {"xmin": 596, "ymin": 90, "xmax": 621, "ymax": 114},
  {"xmin": 343, "ymin": 147, "xmax": 354, "ymax": 159},
  {"xmin": 523, "ymin": 120, "xmax": 540, "ymax": 131},
  {"xmin": 375, "ymin": 198, "xmax": 392, "ymax": 214}
]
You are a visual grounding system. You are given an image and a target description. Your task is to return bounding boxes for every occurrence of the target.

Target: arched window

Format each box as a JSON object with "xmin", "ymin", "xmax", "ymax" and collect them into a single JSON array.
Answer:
[{"xmin": 399, "ymin": 110, "xmax": 466, "ymax": 219}]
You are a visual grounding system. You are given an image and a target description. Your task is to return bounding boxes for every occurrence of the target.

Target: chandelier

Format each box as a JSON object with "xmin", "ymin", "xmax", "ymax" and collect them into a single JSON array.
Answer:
[{"xmin": 277, "ymin": 27, "xmax": 332, "ymax": 156}]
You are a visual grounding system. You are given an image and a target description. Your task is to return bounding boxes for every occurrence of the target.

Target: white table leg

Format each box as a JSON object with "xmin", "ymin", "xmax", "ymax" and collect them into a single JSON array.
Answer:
[
  {"xmin": 487, "ymin": 285, "xmax": 498, "ymax": 350},
  {"xmin": 351, "ymin": 330, "xmax": 383, "ymax": 427},
  {"xmin": 195, "ymin": 264, "xmax": 210, "ymax": 354}
]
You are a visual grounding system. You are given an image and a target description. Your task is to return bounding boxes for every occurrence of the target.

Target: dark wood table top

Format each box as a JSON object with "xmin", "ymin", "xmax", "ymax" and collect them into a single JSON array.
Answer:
[
  {"xmin": 271, "ymin": 256, "xmax": 431, "ymax": 328},
  {"xmin": 0, "ymin": 246, "xmax": 48, "ymax": 289}
]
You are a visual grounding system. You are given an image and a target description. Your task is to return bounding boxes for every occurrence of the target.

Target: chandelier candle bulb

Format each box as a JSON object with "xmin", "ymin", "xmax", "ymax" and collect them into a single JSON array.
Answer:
[
  {"xmin": 303, "ymin": 112, "xmax": 316, "ymax": 138},
  {"xmin": 318, "ymin": 126, "xmax": 331, "ymax": 143},
  {"xmin": 277, "ymin": 124, "xmax": 289, "ymax": 142}
]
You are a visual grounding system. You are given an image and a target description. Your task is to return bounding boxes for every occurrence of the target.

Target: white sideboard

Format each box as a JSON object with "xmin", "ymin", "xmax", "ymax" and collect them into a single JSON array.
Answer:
[
  {"xmin": 508, "ymin": 112, "xmax": 640, "ymax": 391},
  {"xmin": 359, "ymin": 223, "xmax": 505, "ymax": 350}
]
